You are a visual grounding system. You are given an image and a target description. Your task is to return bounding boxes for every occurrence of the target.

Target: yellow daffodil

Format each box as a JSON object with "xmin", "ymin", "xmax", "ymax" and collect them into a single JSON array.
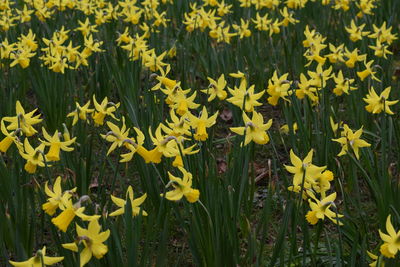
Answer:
[
  {"xmin": 201, "ymin": 74, "xmax": 228, "ymax": 101},
  {"xmin": 9, "ymin": 246, "xmax": 63, "ymax": 267},
  {"xmin": 280, "ymin": 122, "xmax": 298, "ymax": 135},
  {"xmin": 284, "ymin": 149, "xmax": 326, "ymax": 191},
  {"xmin": 51, "ymin": 197, "xmax": 100, "ymax": 232},
  {"xmin": 42, "ymin": 176, "xmax": 76, "ymax": 216},
  {"xmin": 187, "ymin": 106, "xmax": 218, "ymax": 141},
  {"xmin": 0, "ymin": 119, "xmax": 22, "ymax": 152},
  {"xmin": 366, "ymin": 251, "xmax": 384, "ymax": 267},
  {"xmin": 295, "ymin": 73, "xmax": 318, "ymax": 103},
  {"xmin": 41, "ymin": 127, "xmax": 76, "ymax": 161},
  {"xmin": 168, "ymin": 90, "xmax": 200, "ymax": 116},
  {"xmin": 92, "ymin": 95, "xmax": 120, "ymax": 126},
  {"xmin": 160, "ymin": 109, "xmax": 191, "ymax": 137},
  {"xmin": 266, "ymin": 71, "xmax": 291, "ymax": 106},
  {"xmin": 232, "ymin": 19, "xmax": 252, "ymax": 38},
  {"xmin": 345, "ymin": 20, "xmax": 369, "ymax": 42},
  {"xmin": 326, "ymin": 43, "xmax": 345, "ymax": 64},
  {"xmin": 163, "ymin": 167, "xmax": 200, "ymax": 203},
  {"xmin": 357, "ymin": 60, "xmax": 380, "ymax": 82},
  {"xmin": 332, "ymin": 124, "xmax": 371, "ymax": 159},
  {"xmin": 306, "ymin": 191, "xmax": 343, "ymax": 225},
  {"xmin": 344, "ymin": 48, "xmax": 366, "ymax": 68},
  {"xmin": 228, "ymin": 79, "xmax": 264, "ymax": 112},
  {"xmin": 379, "ymin": 215, "xmax": 400, "ymax": 258},
  {"xmin": 62, "ymin": 219, "xmax": 110, "ymax": 267},
  {"xmin": 67, "ymin": 100, "xmax": 94, "ymax": 125},
  {"xmin": 333, "ymin": 70, "xmax": 357, "ymax": 96},
  {"xmin": 363, "ymin": 86, "xmax": 398, "ymax": 115},
  {"xmin": 369, "ymin": 39, "xmax": 393, "ymax": 59},
  {"xmin": 109, "ymin": 185, "xmax": 147, "ymax": 217},
  {"xmin": 230, "ymin": 111, "xmax": 272, "ymax": 146},
  {"xmin": 101, "ymin": 117, "xmax": 130, "ymax": 155},
  {"xmin": 19, "ymin": 138, "xmax": 47, "ymax": 173},
  {"xmin": 2, "ymin": 101, "xmax": 42, "ymax": 136}
]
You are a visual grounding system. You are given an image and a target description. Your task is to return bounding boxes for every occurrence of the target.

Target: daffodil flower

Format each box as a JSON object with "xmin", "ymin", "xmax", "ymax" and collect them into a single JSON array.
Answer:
[
  {"xmin": 333, "ymin": 70, "xmax": 357, "ymax": 96},
  {"xmin": 92, "ymin": 95, "xmax": 120, "ymax": 126},
  {"xmin": 187, "ymin": 106, "xmax": 218, "ymax": 141},
  {"xmin": 42, "ymin": 176, "xmax": 76, "ymax": 216},
  {"xmin": 109, "ymin": 185, "xmax": 147, "ymax": 217},
  {"xmin": 19, "ymin": 138, "xmax": 47, "ymax": 173},
  {"xmin": 62, "ymin": 219, "xmax": 110, "ymax": 267},
  {"xmin": 2, "ymin": 101, "xmax": 42, "ymax": 137},
  {"xmin": 51, "ymin": 197, "xmax": 100, "ymax": 232},
  {"xmin": 163, "ymin": 167, "xmax": 200, "ymax": 203},
  {"xmin": 160, "ymin": 109, "xmax": 191, "ymax": 137},
  {"xmin": 0, "ymin": 119, "xmax": 22, "ymax": 152},
  {"xmin": 284, "ymin": 149, "xmax": 326, "ymax": 191},
  {"xmin": 357, "ymin": 60, "xmax": 380, "ymax": 82},
  {"xmin": 67, "ymin": 100, "xmax": 94, "ymax": 125},
  {"xmin": 266, "ymin": 71, "xmax": 291, "ymax": 106},
  {"xmin": 332, "ymin": 124, "xmax": 371, "ymax": 160},
  {"xmin": 228, "ymin": 79, "xmax": 264, "ymax": 111},
  {"xmin": 101, "ymin": 117, "xmax": 130, "ymax": 155},
  {"xmin": 9, "ymin": 246, "xmax": 64, "ymax": 267},
  {"xmin": 200, "ymin": 74, "xmax": 227, "ymax": 101},
  {"xmin": 230, "ymin": 111, "xmax": 272, "ymax": 146},
  {"xmin": 305, "ymin": 191, "xmax": 343, "ymax": 225},
  {"xmin": 363, "ymin": 86, "xmax": 398, "ymax": 115},
  {"xmin": 379, "ymin": 215, "xmax": 400, "ymax": 258},
  {"xmin": 41, "ymin": 127, "xmax": 76, "ymax": 161},
  {"xmin": 345, "ymin": 20, "xmax": 369, "ymax": 42}
]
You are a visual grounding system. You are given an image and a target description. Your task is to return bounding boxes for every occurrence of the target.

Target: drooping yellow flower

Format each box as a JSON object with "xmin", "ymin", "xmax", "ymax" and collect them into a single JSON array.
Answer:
[
  {"xmin": 295, "ymin": 73, "xmax": 318, "ymax": 103},
  {"xmin": 187, "ymin": 106, "xmax": 218, "ymax": 141},
  {"xmin": 228, "ymin": 79, "xmax": 264, "ymax": 112},
  {"xmin": 379, "ymin": 215, "xmax": 400, "ymax": 258},
  {"xmin": 345, "ymin": 20, "xmax": 369, "ymax": 42},
  {"xmin": 41, "ymin": 127, "xmax": 76, "ymax": 161},
  {"xmin": 163, "ymin": 167, "xmax": 200, "ymax": 203},
  {"xmin": 109, "ymin": 185, "xmax": 147, "ymax": 217},
  {"xmin": 369, "ymin": 39, "xmax": 393, "ymax": 59},
  {"xmin": 67, "ymin": 100, "xmax": 94, "ymax": 126},
  {"xmin": 305, "ymin": 191, "xmax": 343, "ymax": 226},
  {"xmin": 326, "ymin": 43, "xmax": 345, "ymax": 64},
  {"xmin": 9, "ymin": 246, "xmax": 64, "ymax": 267},
  {"xmin": 230, "ymin": 111, "xmax": 272, "ymax": 146},
  {"xmin": 42, "ymin": 176, "xmax": 76, "ymax": 216},
  {"xmin": 160, "ymin": 109, "xmax": 191, "ymax": 137},
  {"xmin": 368, "ymin": 22, "xmax": 398, "ymax": 45},
  {"xmin": 200, "ymin": 74, "xmax": 228, "ymax": 101},
  {"xmin": 333, "ymin": 70, "xmax": 357, "ymax": 96},
  {"xmin": 151, "ymin": 65, "xmax": 177, "ymax": 91},
  {"xmin": 284, "ymin": 149, "xmax": 326, "ymax": 191},
  {"xmin": 232, "ymin": 19, "xmax": 252, "ymax": 38},
  {"xmin": 363, "ymin": 86, "xmax": 398, "ymax": 115},
  {"xmin": 308, "ymin": 64, "xmax": 332, "ymax": 89},
  {"xmin": 344, "ymin": 48, "xmax": 366, "ymax": 68},
  {"xmin": 62, "ymin": 219, "xmax": 110, "ymax": 267},
  {"xmin": 101, "ymin": 117, "xmax": 130, "ymax": 155},
  {"xmin": 92, "ymin": 95, "xmax": 120, "ymax": 126},
  {"xmin": 2, "ymin": 101, "xmax": 42, "ymax": 136},
  {"xmin": 19, "ymin": 138, "xmax": 47, "ymax": 173},
  {"xmin": 51, "ymin": 197, "xmax": 100, "ymax": 232},
  {"xmin": 149, "ymin": 125, "xmax": 179, "ymax": 159},
  {"xmin": 357, "ymin": 60, "xmax": 380, "ymax": 82},
  {"xmin": 332, "ymin": 124, "xmax": 371, "ymax": 160},
  {"xmin": 266, "ymin": 71, "xmax": 291, "ymax": 106},
  {"xmin": 0, "ymin": 119, "xmax": 22, "ymax": 152}
]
